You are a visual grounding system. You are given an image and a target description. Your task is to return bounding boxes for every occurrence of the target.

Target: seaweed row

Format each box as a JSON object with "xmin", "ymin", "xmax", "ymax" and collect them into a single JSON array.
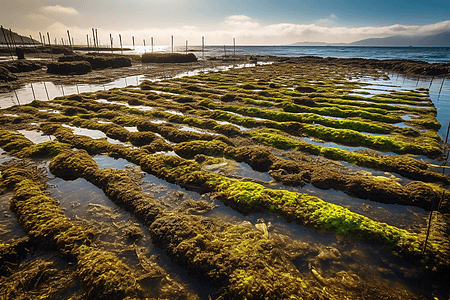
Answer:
[
  {"xmin": 28, "ymin": 124, "xmax": 447, "ymax": 271},
  {"xmin": 172, "ymin": 139, "xmax": 449, "ymax": 213},
  {"xmin": 10, "ymin": 94, "xmax": 445, "ymax": 185},
  {"xmin": 48, "ymin": 149, "xmax": 422, "ymax": 300},
  {"xmin": 37, "ymin": 116, "xmax": 450, "ymax": 210}
]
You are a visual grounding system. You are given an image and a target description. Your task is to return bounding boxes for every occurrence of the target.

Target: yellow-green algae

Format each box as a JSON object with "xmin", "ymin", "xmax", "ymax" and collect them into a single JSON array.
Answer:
[
  {"xmin": 1, "ymin": 166, "xmax": 143, "ymax": 299},
  {"xmin": 48, "ymin": 149, "xmax": 425, "ymax": 299},
  {"xmin": 48, "ymin": 148, "xmax": 445, "ymax": 271}
]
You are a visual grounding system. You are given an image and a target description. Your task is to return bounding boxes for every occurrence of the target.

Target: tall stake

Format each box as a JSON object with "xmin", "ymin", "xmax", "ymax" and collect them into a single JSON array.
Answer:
[
  {"xmin": 171, "ymin": 35, "xmax": 174, "ymax": 53},
  {"xmin": 143, "ymin": 39, "xmax": 146, "ymax": 53},
  {"xmin": 30, "ymin": 35, "xmax": 40, "ymax": 58},
  {"xmin": 67, "ymin": 30, "xmax": 73, "ymax": 52},
  {"xmin": 1, "ymin": 25, "xmax": 14, "ymax": 60},
  {"xmin": 47, "ymin": 32, "xmax": 54, "ymax": 62},
  {"xmin": 92, "ymin": 28, "xmax": 96, "ymax": 49},
  {"xmin": 110, "ymin": 34, "xmax": 113, "ymax": 53},
  {"xmin": 8, "ymin": 28, "xmax": 17, "ymax": 52},
  {"xmin": 132, "ymin": 36, "xmax": 135, "ymax": 49},
  {"xmin": 95, "ymin": 28, "xmax": 100, "ymax": 53},
  {"xmin": 119, "ymin": 34, "xmax": 123, "ymax": 54},
  {"xmin": 39, "ymin": 32, "xmax": 43, "ymax": 45},
  {"xmin": 202, "ymin": 36, "xmax": 204, "ymax": 59},
  {"xmin": 151, "ymin": 37, "xmax": 154, "ymax": 53},
  {"xmin": 86, "ymin": 34, "xmax": 89, "ymax": 48}
]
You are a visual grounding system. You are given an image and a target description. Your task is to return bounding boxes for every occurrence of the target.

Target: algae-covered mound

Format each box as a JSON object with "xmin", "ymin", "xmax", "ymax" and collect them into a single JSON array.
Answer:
[
  {"xmin": 0, "ymin": 66, "xmax": 17, "ymax": 82},
  {"xmin": 47, "ymin": 61, "xmax": 92, "ymax": 75},
  {"xmin": 142, "ymin": 53, "xmax": 197, "ymax": 63},
  {"xmin": 58, "ymin": 54, "xmax": 132, "ymax": 69},
  {"xmin": 0, "ymin": 60, "xmax": 42, "ymax": 73}
]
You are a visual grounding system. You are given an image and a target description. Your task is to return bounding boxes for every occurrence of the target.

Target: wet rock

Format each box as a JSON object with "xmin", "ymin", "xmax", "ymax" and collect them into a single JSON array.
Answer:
[
  {"xmin": 0, "ymin": 66, "xmax": 17, "ymax": 82},
  {"xmin": 0, "ymin": 60, "xmax": 41, "ymax": 73},
  {"xmin": 141, "ymin": 53, "xmax": 197, "ymax": 63},
  {"xmin": 219, "ymin": 93, "xmax": 241, "ymax": 102},
  {"xmin": 293, "ymin": 96, "xmax": 317, "ymax": 106},
  {"xmin": 295, "ymin": 86, "xmax": 317, "ymax": 93},
  {"xmin": 316, "ymin": 246, "xmax": 342, "ymax": 261},
  {"xmin": 123, "ymin": 225, "xmax": 144, "ymax": 241},
  {"xmin": 47, "ymin": 61, "xmax": 92, "ymax": 75}
]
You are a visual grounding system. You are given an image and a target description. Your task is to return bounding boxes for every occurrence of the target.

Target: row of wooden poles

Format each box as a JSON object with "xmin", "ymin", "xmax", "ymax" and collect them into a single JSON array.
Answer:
[{"xmin": 1, "ymin": 26, "xmax": 238, "ymax": 59}]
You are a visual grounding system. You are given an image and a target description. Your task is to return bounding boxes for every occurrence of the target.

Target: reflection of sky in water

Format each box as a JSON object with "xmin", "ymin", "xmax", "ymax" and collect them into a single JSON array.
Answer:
[
  {"xmin": 0, "ymin": 62, "xmax": 270, "ymax": 110},
  {"xmin": 356, "ymin": 74, "xmax": 449, "ymax": 140},
  {"xmin": 302, "ymin": 137, "xmax": 397, "ymax": 155}
]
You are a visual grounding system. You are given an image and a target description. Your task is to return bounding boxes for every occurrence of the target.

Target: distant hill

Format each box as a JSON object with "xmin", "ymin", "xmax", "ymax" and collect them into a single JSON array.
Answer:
[
  {"xmin": 0, "ymin": 27, "xmax": 39, "ymax": 45},
  {"xmin": 289, "ymin": 31, "xmax": 450, "ymax": 47},
  {"xmin": 350, "ymin": 31, "xmax": 450, "ymax": 46}
]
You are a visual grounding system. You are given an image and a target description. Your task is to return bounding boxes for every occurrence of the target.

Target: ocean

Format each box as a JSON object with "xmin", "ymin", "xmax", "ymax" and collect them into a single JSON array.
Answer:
[{"xmin": 145, "ymin": 45, "xmax": 450, "ymax": 63}]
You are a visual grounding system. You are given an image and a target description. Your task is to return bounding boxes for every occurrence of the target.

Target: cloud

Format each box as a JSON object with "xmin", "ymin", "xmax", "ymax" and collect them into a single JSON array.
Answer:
[
  {"xmin": 224, "ymin": 15, "xmax": 260, "ymax": 29},
  {"xmin": 22, "ymin": 16, "xmax": 450, "ymax": 46},
  {"xmin": 40, "ymin": 5, "xmax": 79, "ymax": 16},
  {"xmin": 315, "ymin": 14, "xmax": 338, "ymax": 27}
]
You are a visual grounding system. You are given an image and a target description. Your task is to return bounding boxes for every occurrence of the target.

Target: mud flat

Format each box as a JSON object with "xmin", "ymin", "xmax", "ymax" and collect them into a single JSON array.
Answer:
[{"xmin": 1, "ymin": 56, "xmax": 450, "ymax": 299}]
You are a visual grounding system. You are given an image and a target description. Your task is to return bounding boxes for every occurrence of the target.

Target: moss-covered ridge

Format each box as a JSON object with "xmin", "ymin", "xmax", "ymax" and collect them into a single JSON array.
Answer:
[
  {"xmin": 173, "ymin": 140, "xmax": 449, "ymax": 213},
  {"xmin": 0, "ymin": 166, "xmax": 143, "ymax": 300},
  {"xmin": 48, "ymin": 149, "xmax": 331, "ymax": 299},
  {"xmin": 46, "ymin": 145, "xmax": 444, "ymax": 273},
  {"xmin": 49, "ymin": 149, "xmax": 428, "ymax": 299},
  {"xmin": 246, "ymin": 128, "xmax": 448, "ymax": 183}
]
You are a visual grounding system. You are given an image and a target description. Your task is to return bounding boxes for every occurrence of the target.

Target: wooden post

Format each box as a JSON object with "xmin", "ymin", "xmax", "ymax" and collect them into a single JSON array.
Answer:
[
  {"xmin": 202, "ymin": 36, "xmax": 204, "ymax": 59},
  {"xmin": 92, "ymin": 28, "xmax": 96, "ymax": 49},
  {"xmin": 143, "ymin": 39, "xmax": 146, "ymax": 53},
  {"xmin": 67, "ymin": 30, "xmax": 73, "ymax": 52},
  {"xmin": 95, "ymin": 28, "xmax": 100, "ymax": 53},
  {"xmin": 39, "ymin": 32, "xmax": 43, "ymax": 45},
  {"xmin": 119, "ymin": 34, "xmax": 123, "ymax": 54},
  {"xmin": 86, "ymin": 34, "xmax": 89, "ymax": 48},
  {"xmin": 8, "ymin": 28, "xmax": 17, "ymax": 52},
  {"xmin": 19, "ymin": 35, "xmax": 25, "ymax": 47},
  {"xmin": 132, "ymin": 36, "xmax": 135, "ymax": 49},
  {"xmin": 47, "ymin": 32, "xmax": 54, "ymax": 62},
  {"xmin": 171, "ymin": 35, "xmax": 174, "ymax": 53},
  {"xmin": 110, "ymin": 34, "xmax": 113, "ymax": 53},
  {"xmin": 30, "ymin": 35, "xmax": 41, "ymax": 58},
  {"xmin": 186, "ymin": 40, "xmax": 188, "ymax": 54},
  {"xmin": 151, "ymin": 37, "xmax": 154, "ymax": 53},
  {"xmin": 61, "ymin": 38, "xmax": 64, "ymax": 46},
  {"xmin": 1, "ymin": 26, "xmax": 14, "ymax": 60}
]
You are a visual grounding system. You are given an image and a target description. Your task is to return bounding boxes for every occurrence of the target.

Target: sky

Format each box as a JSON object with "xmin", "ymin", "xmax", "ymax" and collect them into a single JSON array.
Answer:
[{"xmin": 1, "ymin": 0, "xmax": 450, "ymax": 46}]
